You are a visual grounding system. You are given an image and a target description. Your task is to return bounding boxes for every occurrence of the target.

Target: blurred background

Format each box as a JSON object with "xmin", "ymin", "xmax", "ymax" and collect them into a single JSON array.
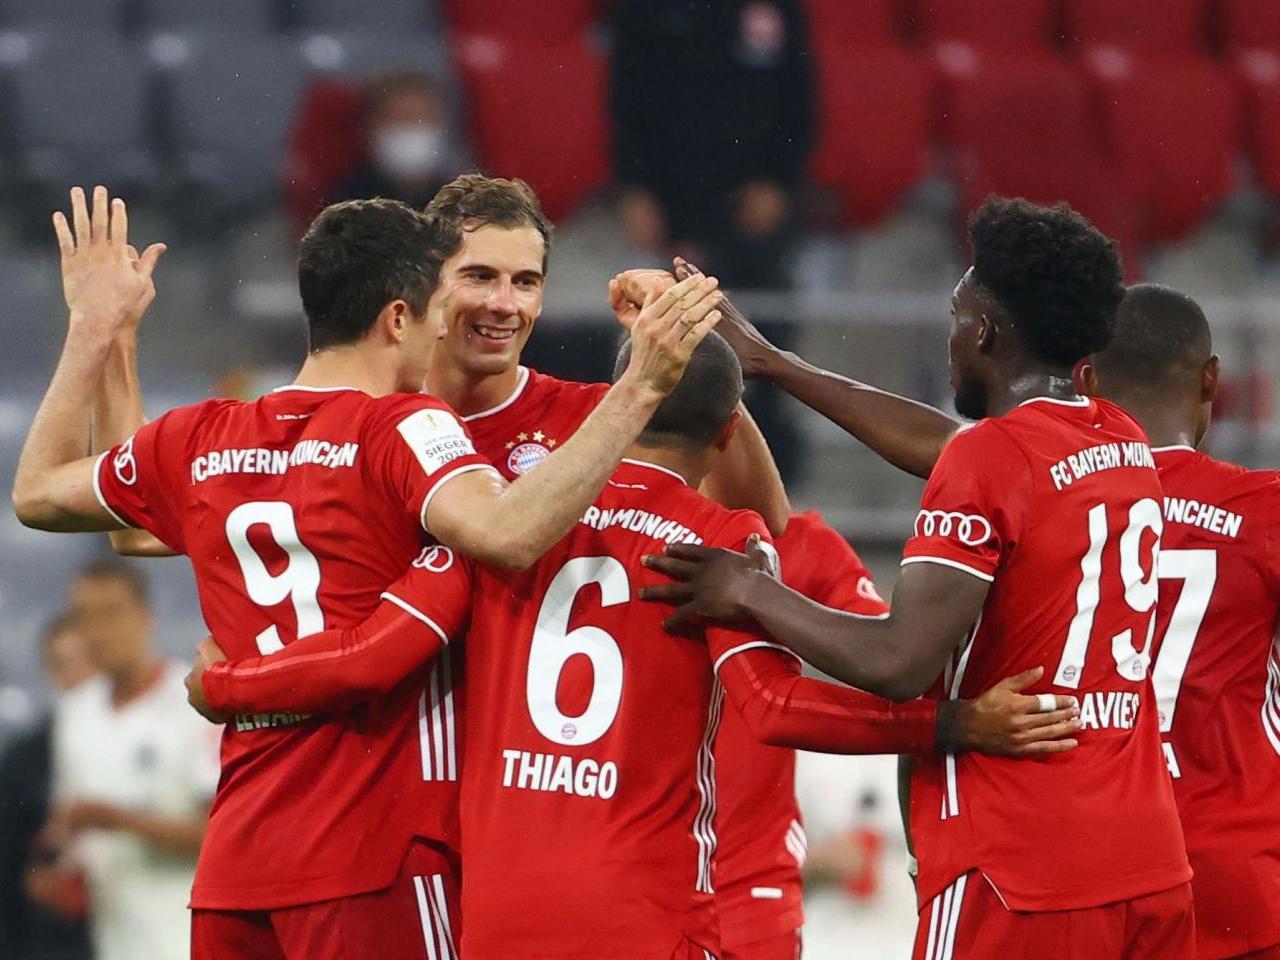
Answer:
[{"xmin": 0, "ymin": 0, "xmax": 1277, "ymax": 956}]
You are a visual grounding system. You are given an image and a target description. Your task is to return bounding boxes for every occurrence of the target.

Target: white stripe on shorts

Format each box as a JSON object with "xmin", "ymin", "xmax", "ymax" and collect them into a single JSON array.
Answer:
[{"xmin": 413, "ymin": 874, "xmax": 457, "ymax": 960}]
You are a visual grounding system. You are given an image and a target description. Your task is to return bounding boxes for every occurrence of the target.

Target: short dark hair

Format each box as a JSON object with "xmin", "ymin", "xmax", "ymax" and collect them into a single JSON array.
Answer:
[
  {"xmin": 424, "ymin": 172, "xmax": 554, "ymax": 272},
  {"xmin": 612, "ymin": 332, "xmax": 743, "ymax": 448},
  {"xmin": 969, "ymin": 196, "xmax": 1125, "ymax": 368},
  {"xmin": 298, "ymin": 198, "xmax": 447, "ymax": 352},
  {"xmin": 76, "ymin": 558, "xmax": 150, "ymax": 607},
  {"xmin": 1093, "ymin": 283, "xmax": 1212, "ymax": 387}
]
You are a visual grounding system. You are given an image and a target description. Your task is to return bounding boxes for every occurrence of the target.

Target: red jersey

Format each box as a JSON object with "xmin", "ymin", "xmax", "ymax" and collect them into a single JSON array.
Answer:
[
  {"xmin": 1149, "ymin": 446, "xmax": 1280, "ymax": 959},
  {"xmin": 713, "ymin": 510, "xmax": 890, "ymax": 948},
  {"xmin": 239, "ymin": 459, "xmax": 938, "ymax": 959},
  {"xmin": 901, "ymin": 396, "xmax": 1190, "ymax": 912},
  {"xmin": 461, "ymin": 365, "xmax": 609, "ymax": 481},
  {"xmin": 93, "ymin": 385, "xmax": 494, "ymax": 909}
]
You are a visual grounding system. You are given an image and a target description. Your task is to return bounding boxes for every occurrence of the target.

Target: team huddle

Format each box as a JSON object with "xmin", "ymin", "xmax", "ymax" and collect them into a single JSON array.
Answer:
[{"xmin": 11, "ymin": 177, "xmax": 1280, "ymax": 960}]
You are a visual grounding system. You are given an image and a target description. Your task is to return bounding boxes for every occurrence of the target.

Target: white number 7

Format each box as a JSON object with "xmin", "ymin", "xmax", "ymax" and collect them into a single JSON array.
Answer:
[
  {"xmin": 226, "ymin": 502, "xmax": 324, "ymax": 654},
  {"xmin": 1151, "ymin": 549, "xmax": 1217, "ymax": 733}
]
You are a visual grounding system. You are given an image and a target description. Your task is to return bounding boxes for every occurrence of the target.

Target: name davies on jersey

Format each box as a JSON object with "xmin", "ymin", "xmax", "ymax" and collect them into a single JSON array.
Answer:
[
  {"xmin": 1049, "ymin": 440, "xmax": 1155, "ymax": 491},
  {"xmin": 190, "ymin": 440, "xmax": 359, "ymax": 484},
  {"xmin": 1077, "ymin": 691, "xmax": 1142, "ymax": 731}
]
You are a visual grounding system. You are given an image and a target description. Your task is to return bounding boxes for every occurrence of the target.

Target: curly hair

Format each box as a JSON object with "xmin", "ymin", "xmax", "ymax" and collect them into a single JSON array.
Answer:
[
  {"xmin": 424, "ymin": 172, "xmax": 554, "ymax": 272},
  {"xmin": 969, "ymin": 197, "xmax": 1124, "ymax": 368}
]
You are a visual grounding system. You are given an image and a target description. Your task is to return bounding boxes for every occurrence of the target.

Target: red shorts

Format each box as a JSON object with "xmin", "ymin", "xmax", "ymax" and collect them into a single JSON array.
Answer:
[
  {"xmin": 192, "ymin": 842, "xmax": 459, "ymax": 960},
  {"xmin": 720, "ymin": 929, "xmax": 801, "ymax": 960},
  {"xmin": 912, "ymin": 872, "xmax": 1194, "ymax": 960}
]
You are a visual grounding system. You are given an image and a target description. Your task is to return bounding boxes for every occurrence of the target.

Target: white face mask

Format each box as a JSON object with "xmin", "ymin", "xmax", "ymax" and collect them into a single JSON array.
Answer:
[{"xmin": 372, "ymin": 125, "xmax": 445, "ymax": 180}]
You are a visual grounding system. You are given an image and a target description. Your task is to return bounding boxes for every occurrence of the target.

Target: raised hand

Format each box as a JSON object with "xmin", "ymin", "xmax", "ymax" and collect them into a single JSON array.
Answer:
[
  {"xmin": 608, "ymin": 268, "xmax": 676, "ymax": 331},
  {"xmin": 619, "ymin": 272, "xmax": 723, "ymax": 398},
  {"xmin": 640, "ymin": 535, "xmax": 775, "ymax": 629},
  {"xmin": 673, "ymin": 256, "xmax": 775, "ymax": 377},
  {"xmin": 53, "ymin": 186, "xmax": 165, "ymax": 339},
  {"xmin": 938, "ymin": 666, "xmax": 1082, "ymax": 756}
]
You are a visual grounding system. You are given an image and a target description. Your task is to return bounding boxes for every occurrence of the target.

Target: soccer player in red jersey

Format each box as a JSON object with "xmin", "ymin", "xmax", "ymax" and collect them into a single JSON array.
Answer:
[
  {"xmin": 644, "ymin": 198, "xmax": 1194, "ymax": 958},
  {"xmin": 714, "ymin": 509, "xmax": 888, "ymax": 960},
  {"xmin": 187, "ymin": 332, "xmax": 1080, "ymax": 959},
  {"xmin": 1078, "ymin": 284, "xmax": 1280, "ymax": 960},
  {"xmin": 11, "ymin": 187, "xmax": 723, "ymax": 959}
]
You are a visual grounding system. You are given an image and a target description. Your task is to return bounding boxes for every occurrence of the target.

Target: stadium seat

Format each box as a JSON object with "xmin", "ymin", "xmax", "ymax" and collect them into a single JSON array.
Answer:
[
  {"xmin": 912, "ymin": 0, "xmax": 1054, "ymax": 52},
  {"xmin": 803, "ymin": 0, "xmax": 898, "ymax": 46},
  {"xmin": 1083, "ymin": 53, "xmax": 1239, "ymax": 241},
  {"xmin": 6, "ymin": 30, "xmax": 155, "ymax": 189},
  {"xmin": 139, "ymin": 0, "xmax": 277, "ymax": 32},
  {"xmin": 452, "ymin": 32, "xmax": 608, "ymax": 221},
  {"xmin": 1062, "ymin": 0, "xmax": 1209, "ymax": 55},
  {"xmin": 296, "ymin": 28, "xmax": 452, "ymax": 81},
  {"xmin": 283, "ymin": 79, "xmax": 364, "ymax": 230},
  {"xmin": 808, "ymin": 40, "xmax": 932, "ymax": 226},
  {"xmin": 945, "ymin": 56, "xmax": 1143, "ymax": 270},
  {"xmin": 287, "ymin": 0, "xmax": 438, "ymax": 34},
  {"xmin": 0, "ymin": 0, "xmax": 126, "ymax": 30},
  {"xmin": 157, "ymin": 32, "xmax": 309, "ymax": 210},
  {"xmin": 442, "ymin": 0, "xmax": 598, "ymax": 40},
  {"xmin": 1220, "ymin": 0, "xmax": 1280, "ymax": 52}
]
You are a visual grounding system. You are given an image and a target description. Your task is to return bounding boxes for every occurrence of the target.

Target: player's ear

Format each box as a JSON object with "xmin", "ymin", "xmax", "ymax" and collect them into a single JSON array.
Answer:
[
  {"xmin": 714, "ymin": 410, "xmax": 742, "ymax": 452},
  {"xmin": 976, "ymin": 312, "xmax": 998, "ymax": 354},
  {"xmin": 1074, "ymin": 358, "xmax": 1099, "ymax": 397},
  {"xmin": 378, "ymin": 299, "xmax": 411, "ymax": 343},
  {"xmin": 1202, "ymin": 354, "xmax": 1220, "ymax": 404}
]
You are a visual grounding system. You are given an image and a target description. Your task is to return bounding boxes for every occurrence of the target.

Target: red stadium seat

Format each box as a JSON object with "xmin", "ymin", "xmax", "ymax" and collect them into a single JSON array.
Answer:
[
  {"xmin": 441, "ymin": 0, "xmax": 599, "ymax": 40},
  {"xmin": 913, "ymin": 0, "xmax": 1055, "ymax": 52},
  {"xmin": 1220, "ymin": 0, "xmax": 1280, "ymax": 52},
  {"xmin": 803, "ymin": 0, "xmax": 898, "ymax": 45},
  {"xmin": 1254, "ymin": 80, "xmax": 1280, "ymax": 199},
  {"xmin": 809, "ymin": 39, "xmax": 933, "ymax": 225},
  {"xmin": 284, "ymin": 80, "xmax": 366, "ymax": 233},
  {"xmin": 452, "ymin": 32, "xmax": 609, "ymax": 221},
  {"xmin": 1083, "ymin": 53, "xmax": 1240, "ymax": 241},
  {"xmin": 1063, "ymin": 0, "xmax": 1209, "ymax": 55},
  {"xmin": 945, "ymin": 56, "xmax": 1143, "ymax": 271}
]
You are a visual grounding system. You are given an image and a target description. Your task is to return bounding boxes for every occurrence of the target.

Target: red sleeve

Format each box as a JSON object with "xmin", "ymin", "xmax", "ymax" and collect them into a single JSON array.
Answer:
[
  {"xmin": 364, "ymin": 394, "xmax": 499, "ymax": 533},
  {"xmin": 203, "ymin": 548, "xmax": 475, "ymax": 715},
  {"xmin": 714, "ymin": 642, "xmax": 939, "ymax": 755},
  {"xmin": 900, "ymin": 422, "xmax": 1030, "ymax": 582},
  {"xmin": 777, "ymin": 513, "xmax": 889, "ymax": 617},
  {"xmin": 93, "ymin": 404, "xmax": 209, "ymax": 552}
]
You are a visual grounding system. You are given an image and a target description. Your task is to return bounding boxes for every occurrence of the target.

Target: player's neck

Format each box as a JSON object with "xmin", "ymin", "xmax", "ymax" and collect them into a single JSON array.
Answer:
[
  {"xmin": 427, "ymin": 362, "xmax": 523, "ymax": 418},
  {"xmin": 108, "ymin": 655, "xmax": 163, "ymax": 709},
  {"xmin": 623, "ymin": 444, "xmax": 708, "ymax": 488},
  {"xmin": 1109, "ymin": 396, "xmax": 1199, "ymax": 450},
  {"xmin": 986, "ymin": 369, "xmax": 1080, "ymax": 418},
  {"xmin": 293, "ymin": 347, "xmax": 403, "ymax": 398}
]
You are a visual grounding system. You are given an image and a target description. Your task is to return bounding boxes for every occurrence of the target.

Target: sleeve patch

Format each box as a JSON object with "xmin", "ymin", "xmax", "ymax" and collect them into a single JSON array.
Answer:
[{"xmin": 395, "ymin": 408, "xmax": 478, "ymax": 477}]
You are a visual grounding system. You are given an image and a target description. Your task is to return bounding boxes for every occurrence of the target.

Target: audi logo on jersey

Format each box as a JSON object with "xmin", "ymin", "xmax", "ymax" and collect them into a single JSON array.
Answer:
[
  {"xmin": 913, "ymin": 510, "xmax": 993, "ymax": 546},
  {"xmin": 113, "ymin": 437, "xmax": 138, "ymax": 486},
  {"xmin": 412, "ymin": 545, "xmax": 455, "ymax": 573}
]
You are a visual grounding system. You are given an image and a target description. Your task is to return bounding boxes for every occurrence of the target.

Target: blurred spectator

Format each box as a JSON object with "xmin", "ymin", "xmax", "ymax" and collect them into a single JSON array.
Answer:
[
  {"xmin": 43, "ymin": 560, "xmax": 220, "ymax": 960},
  {"xmin": 610, "ymin": 0, "xmax": 815, "ymax": 289},
  {"xmin": 0, "ymin": 614, "xmax": 95, "ymax": 960},
  {"xmin": 330, "ymin": 70, "xmax": 464, "ymax": 210}
]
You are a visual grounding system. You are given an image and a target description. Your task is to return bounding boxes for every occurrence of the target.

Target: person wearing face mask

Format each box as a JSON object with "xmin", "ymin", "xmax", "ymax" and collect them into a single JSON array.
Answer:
[{"xmin": 333, "ymin": 71, "xmax": 460, "ymax": 210}]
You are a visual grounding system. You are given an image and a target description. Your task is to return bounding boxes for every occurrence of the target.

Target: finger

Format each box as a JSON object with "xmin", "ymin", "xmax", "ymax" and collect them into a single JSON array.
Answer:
[
  {"xmin": 70, "ymin": 187, "xmax": 90, "ymax": 246},
  {"xmin": 137, "ymin": 242, "xmax": 167, "ymax": 280},
  {"xmin": 1013, "ymin": 738, "xmax": 1079, "ymax": 756},
  {"xmin": 645, "ymin": 272, "xmax": 702, "ymax": 312},
  {"xmin": 1018, "ymin": 718, "xmax": 1083, "ymax": 741},
  {"xmin": 673, "ymin": 260, "xmax": 690, "ymax": 281},
  {"xmin": 665, "ymin": 275, "xmax": 720, "ymax": 319},
  {"xmin": 52, "ymin": 211, "xmax": 74, "ymax": 258},
  {"xmin": 640, "ymin": 554, "xmax": 702, "ymax": 579},
  {"xmin": 639, "ymin": 582, "xmax": 695, "ymax": 604},
  {"xmin": 996, "ymin": 666, "xmax": 1044, "ymax": 693},
  {"xmin": 681, "ymin": 308, "xmax": 722, "ymax": 341},
  {"xmin": 674, "ymin": 255, "xmax": 705, "ymax": 278},
  {"xmin": 110, "ymin": 197, "xmax": 127, "ymax": 247},
  {"xmin": 126, "ymin": 244, "xmax": 140, "ymax": 262},
  {"xmin": 1016, "ymin": 708, "xmax": 1080, "ymax": 731},
  {"xmin": 91, "ymin": 186, "xmax": 109, "ymax": 243},
  {"xmin": 664, "ymin": 543, "xmax": 715, "ymax": 561},
  {"xmin": 663, "ymin": 604, "xmax": 702, "ymax": 631}
]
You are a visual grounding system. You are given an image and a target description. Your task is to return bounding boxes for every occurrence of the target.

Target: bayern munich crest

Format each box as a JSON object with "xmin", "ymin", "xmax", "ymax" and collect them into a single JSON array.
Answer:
[{"xmin": 505, "ymin": 430, "xmax": 557, "ymax": 475}]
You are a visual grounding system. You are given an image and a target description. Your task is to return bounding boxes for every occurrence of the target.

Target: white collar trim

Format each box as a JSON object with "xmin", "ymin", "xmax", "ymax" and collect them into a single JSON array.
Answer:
[
  {"xmin": 620, "ymin": 458, "xmax": 689, "ymax": 486},
  {"xmin": 462, "ymin": 366, "xmax": 531, "ymax": 422},
  {"xmin": 1151, "ymin": 444, "xmax": 1196, "ymax": 453},
  {"xmin": 1018, "ymin": 395, "xmax": 1091, "ymax": 408},
  {"xmin": 271, "ymin": 384, "xmax": 362, "ymax": 394}
]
